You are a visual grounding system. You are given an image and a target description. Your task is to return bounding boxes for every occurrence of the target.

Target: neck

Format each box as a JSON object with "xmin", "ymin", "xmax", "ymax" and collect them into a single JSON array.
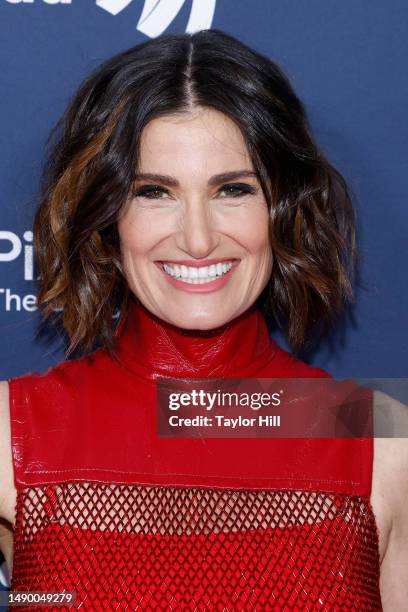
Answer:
[{"xmin": 112, "ymin": 297, "xmax": 277, "ymax": 380}]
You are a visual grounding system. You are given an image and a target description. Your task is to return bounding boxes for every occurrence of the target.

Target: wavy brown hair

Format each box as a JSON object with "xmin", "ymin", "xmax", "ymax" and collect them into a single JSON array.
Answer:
[{"xmin": 34, "ymin": 29, "xmax": 357, "ymax": 357}]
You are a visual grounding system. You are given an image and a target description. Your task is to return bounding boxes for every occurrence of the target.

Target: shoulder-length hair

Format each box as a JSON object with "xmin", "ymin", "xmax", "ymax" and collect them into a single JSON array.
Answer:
[{"xmin": 34, "ymin": 28, "xmax": 357, "ymax": 357}]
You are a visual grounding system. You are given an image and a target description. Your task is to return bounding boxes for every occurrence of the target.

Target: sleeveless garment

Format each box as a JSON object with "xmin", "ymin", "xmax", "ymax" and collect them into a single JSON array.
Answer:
[{"xmin": 8, "ymin": 299, "xmax": 382, "ymax": 610}]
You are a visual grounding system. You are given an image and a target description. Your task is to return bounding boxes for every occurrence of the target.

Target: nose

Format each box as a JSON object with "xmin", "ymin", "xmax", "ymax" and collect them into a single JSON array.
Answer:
[{"xmin": 176, "ymin": 198, "xmax": 219, "ymax": 258}]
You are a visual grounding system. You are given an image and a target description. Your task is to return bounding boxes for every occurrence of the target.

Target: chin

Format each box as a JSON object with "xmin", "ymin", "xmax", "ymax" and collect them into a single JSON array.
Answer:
[{"xmin": 168, "ymin": 309, "xmax": 233, "ymax": 332}]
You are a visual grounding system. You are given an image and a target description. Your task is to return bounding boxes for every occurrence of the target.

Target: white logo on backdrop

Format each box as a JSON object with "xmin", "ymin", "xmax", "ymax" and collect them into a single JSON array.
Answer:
[
  {"xmin": 5, "ymin": 1, "xmax": 217, "ymax": 37},
  {"xmin": 0, "ymin": 230, "xmax": 37, "ymax": 312},
  {"xmin": 96, "ymin": 0, "xmax": 216, "ymax": 37}
]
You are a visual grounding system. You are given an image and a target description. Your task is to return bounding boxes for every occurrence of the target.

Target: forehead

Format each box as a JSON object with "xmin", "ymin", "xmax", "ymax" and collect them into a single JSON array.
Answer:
[{"xmin": 137, "ymin": 108, "xmax": 253, "ymax": 175}]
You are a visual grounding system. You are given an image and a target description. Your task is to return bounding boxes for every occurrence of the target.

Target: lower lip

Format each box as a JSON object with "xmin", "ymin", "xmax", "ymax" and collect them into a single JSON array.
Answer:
[{"xmin": 155, "ymin": 261, "xmax": 240, "ymax": 293}]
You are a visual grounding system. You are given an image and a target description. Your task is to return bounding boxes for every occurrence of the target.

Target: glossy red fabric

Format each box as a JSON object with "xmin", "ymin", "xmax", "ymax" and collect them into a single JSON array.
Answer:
[{"xmin": 8, "ymin": 297, "xmax": 382, "ymax": 609}]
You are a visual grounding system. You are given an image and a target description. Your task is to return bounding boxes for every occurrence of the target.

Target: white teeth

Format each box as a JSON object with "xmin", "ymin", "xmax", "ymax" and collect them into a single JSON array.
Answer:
[{"xmin": 162, "ymin": 261, "xmax": 235, "ymax": 283}]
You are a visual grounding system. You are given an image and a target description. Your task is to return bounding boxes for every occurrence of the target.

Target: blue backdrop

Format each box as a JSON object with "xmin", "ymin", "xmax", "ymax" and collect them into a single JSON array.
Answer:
[{"xmin": 0, "ymin": 0, "xmax": 407, "ymax": 595}]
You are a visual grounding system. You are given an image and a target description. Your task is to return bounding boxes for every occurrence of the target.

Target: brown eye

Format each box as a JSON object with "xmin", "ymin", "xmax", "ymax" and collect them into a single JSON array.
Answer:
[
  {"xmin": 219, "ymin": 183, "xmax": 257, "ymax": 197},
  {"xmin": 134, "ymin": 185, "xmax": 168, "ymax": 199}
]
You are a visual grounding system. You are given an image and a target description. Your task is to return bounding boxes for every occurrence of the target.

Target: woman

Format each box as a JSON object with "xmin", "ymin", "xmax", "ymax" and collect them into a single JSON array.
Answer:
[{"xmin": 0, "ymin": 29, "xmax": 406, "ymax": 609}]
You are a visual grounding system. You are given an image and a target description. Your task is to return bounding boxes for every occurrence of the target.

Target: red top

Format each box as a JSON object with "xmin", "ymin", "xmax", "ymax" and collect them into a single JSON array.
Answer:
[
  {"xmin": 10, "ymin": 297, "xmax": 373, "ymax": 495},
  {"xmin": 8, "ymin": 298, "xmax": 381, "ymax": 609}
]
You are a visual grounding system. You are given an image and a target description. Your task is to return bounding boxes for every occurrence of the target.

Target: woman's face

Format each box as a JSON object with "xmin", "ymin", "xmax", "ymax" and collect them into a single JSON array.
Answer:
[{"xmin": 117, "ymin": 107, "xmax": 273, "ymax": 330}]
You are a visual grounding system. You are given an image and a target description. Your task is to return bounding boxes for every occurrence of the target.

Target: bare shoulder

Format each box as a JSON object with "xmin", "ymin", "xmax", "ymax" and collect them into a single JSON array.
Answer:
[
  {"xmin": 373, "ymin": 389, "xmax": 408, "ymax": 500},
  {"xmin": 371, "ymin": 390, "xmax": 408, "ymax": 607},
  {"xmin": 0, "ymin": 380, "xmax": 16, "ymax": 525},
  {"xmin": 373, "ymin": 390, "xmax": 408, "ymax": 490}
]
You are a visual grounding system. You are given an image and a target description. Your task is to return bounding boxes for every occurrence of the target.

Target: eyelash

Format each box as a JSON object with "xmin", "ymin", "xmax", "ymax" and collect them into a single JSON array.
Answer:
[{"xmin": 133, "ymin": 183, "xmax": 257, "ymax": 200}]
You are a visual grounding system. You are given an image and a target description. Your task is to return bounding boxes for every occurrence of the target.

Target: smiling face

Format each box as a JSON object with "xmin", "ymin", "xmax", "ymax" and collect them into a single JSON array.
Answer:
[{"xmin": 117, "ymin": 106, "xmax": 273, "ymax": 330}]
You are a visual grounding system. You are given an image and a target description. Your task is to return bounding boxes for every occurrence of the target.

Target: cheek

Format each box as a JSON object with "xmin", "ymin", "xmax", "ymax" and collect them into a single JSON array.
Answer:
[
  {"xmin": 117, "ymin": 208, "xmax": 161, "ymax": 257},
  {"xmin": 234, "ymin": 205, "xmax": 271, "ymax": 253}
]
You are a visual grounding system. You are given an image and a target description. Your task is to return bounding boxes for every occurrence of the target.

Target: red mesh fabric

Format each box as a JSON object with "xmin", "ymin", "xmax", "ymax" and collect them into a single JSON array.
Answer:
[{"xmin": 10, "ymin": 481, "xmax": 382, "ymax": 611}]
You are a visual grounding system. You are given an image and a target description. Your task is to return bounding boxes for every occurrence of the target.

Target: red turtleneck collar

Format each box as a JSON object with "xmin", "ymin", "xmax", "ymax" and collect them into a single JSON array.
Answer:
[{"xmin": 112, "ymin": 297, "xmax": 277, "ymax": 381}]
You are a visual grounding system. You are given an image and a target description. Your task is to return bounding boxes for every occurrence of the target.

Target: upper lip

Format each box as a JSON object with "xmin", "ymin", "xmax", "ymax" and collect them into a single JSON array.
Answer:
[{"xmin": 158, "ymin": 258, "xmax": 239, "ymax": 267}]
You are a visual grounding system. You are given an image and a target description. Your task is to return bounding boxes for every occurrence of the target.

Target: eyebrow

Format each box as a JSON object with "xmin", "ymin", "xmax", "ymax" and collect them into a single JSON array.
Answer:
[{"xmin": 133, "ymin": 170, "xmax": 258, "ymax": 187}]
